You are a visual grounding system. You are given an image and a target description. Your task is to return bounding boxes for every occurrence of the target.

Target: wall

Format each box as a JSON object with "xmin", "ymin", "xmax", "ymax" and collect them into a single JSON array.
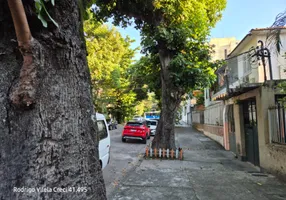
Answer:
[
  {"xmin": 256, "ymin": 85, "xmax": 286, "ymax": 180},
  {"xmin": 192, "ymin": 110, "xmax": 204, "ymax": 124},
  {"xmin": 203, "ymin": 124, "xmax": 224, "ymax": 146},
  {"xmin": 192, "ymin": 103, "xmax": 224, "ymax": 147},
  {"xmin": 204, "ymin": 102, "xmax": 224, "ymax": 126},
  {"xmin": 180, "ymin": 99, "xmax": 194, "ymax": 124}
]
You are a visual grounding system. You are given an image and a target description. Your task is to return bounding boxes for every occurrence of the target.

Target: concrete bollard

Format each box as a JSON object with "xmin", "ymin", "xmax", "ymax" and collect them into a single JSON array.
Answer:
[
  {"xmin": 145, "ymin": 146, "xmax": 149, "ymax": 157},
  {"xmin": 175, "ymin": 149, "xmax": 179, "ymax": 159},
  {"xmin": 170, "ymin": 149, "xmax": 174, "ymax": 159},
  {"xmin": 159, "ymin": 148, "xmax": 162, "ymax": 158},
  {"xmin": 167, "ymin": 149, "xmax": 169, "ymax": 158},
  {"xmin": 179, "ymin": 149, "xmax": 183, "ymax": 160},
  {"xmin": 150, "ymin": 148, "xmax": 153, "ymax": 157}
]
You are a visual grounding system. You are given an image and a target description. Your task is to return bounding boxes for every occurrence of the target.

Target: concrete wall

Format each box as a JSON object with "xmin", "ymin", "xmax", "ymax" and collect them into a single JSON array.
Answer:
[
  {"xmin": 192, "ymin": 123, "xmax": 224, "ymax": 147},
  {"xmin": 193, "ymin": 123, "xmax": 204, "ymax": 132},
  {"xmin": 203, "ymin": 124, "xmax": 224, "ymax": 146},
  {"xmin": 261, "ymin": 144, "xmax": 286, "ymax": 181},
  {"xmin": 256, "ymin": 86, "xmax": 286, "ymax": 181},
  {"xmin": 204, "ymin": 102, "xmax": 224, "ymax": 126}
]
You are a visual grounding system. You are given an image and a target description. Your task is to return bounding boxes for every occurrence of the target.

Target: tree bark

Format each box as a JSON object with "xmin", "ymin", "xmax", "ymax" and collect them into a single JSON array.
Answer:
[
  {"xmin": 0, "ymin": 1, "xmax": 106, "ymax": 199},
  {"xmin": 151, "ymin": 48, "xmax": 183, "ymax": 150}
]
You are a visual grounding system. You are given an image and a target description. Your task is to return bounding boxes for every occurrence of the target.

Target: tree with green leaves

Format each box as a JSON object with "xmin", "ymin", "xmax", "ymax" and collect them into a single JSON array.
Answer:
[
  {"xmin": 84, "ymin": 18, "xmax": 139, "ymax": 122},
  {"xmin": 94, "ymin": 0, "xmax": 226, "ymax": 149},
  {"xmin": 0, "ymin": 1, "xmax": 106, "ymax": 199}
]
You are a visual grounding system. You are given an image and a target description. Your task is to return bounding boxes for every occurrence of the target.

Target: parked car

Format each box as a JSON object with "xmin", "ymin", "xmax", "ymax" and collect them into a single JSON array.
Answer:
[
  {"xmin": 106, "ymin": 118, "xmax": 117, "ymax": 130},
  {"xmin": 146, "ymin": 119, "xmax": 157, "ymax": 136},
  {"xmin": 91, "ymin": 113, "xmax": 111, "ymax": 170},
  {"xmin": 122, "ymin": 120, "xmax": 150, "ymax": 144}
]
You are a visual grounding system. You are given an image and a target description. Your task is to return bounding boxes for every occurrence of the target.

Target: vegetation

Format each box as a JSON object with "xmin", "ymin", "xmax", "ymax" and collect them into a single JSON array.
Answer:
[
  {"xmin": 94, "ymin": 0, "xmax": 227, "ymax": 149},
  {"xmin": 85, "ymin": 16, "xmax": 139, "ymax": 122}
]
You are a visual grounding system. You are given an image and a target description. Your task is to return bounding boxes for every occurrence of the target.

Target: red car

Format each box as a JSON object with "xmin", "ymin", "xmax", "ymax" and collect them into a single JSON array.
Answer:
[{"xmin": 122, "ymin": 120, "xmax": 150, "ymax": 144}]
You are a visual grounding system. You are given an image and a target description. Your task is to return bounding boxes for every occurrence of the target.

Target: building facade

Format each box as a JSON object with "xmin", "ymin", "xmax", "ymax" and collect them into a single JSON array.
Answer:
[{"xmin": 195, "ymin": 27, "xmax": 286, "ymax": 180}]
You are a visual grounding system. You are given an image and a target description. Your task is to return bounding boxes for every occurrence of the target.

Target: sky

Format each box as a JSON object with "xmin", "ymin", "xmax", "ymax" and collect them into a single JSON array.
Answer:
[{"xmin": 114, "ymin": 0, "xmax": 286, "ymax": 60}]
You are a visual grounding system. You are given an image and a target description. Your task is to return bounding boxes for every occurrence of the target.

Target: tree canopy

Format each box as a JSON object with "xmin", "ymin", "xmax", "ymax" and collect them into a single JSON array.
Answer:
[
  {"xmin": 84, "ymin": 16, "xmax": 146, "ymax": 122},
  {"xmin": 93, "ymin": 0, "xmax": 227, "ymax": 149}
]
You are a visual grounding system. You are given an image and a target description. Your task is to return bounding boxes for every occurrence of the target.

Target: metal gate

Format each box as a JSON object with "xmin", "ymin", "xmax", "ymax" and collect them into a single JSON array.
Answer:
[
  {"xmin": 227, "ymin": 105, "xmax": 236, "ymax": 153},
  {"xmin": 243, "ymin": 99, "xmax": 260, "ymax": 166}
]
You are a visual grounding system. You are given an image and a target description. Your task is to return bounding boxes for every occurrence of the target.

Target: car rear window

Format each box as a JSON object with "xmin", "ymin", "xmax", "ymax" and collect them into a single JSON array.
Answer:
[
  {"xmin": 147, "ymin": 121, "xmax": 157, "ymax": 126},
  {"xmin": 127, "ymin": 122, "xmax": 142, "ymax": 126}
]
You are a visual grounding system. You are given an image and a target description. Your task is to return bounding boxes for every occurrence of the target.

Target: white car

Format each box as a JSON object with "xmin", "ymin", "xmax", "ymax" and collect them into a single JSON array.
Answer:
[
  {"xmin": 133, "ymin": 115, "xmax": 144, "ymax": 121},
  {"xmin": 92, "ymin": 113, "xmax": 111, "ymax": 170},
  {"xmin": 146, "ymin": 120, "xmax": 157, "ymax": 136}
]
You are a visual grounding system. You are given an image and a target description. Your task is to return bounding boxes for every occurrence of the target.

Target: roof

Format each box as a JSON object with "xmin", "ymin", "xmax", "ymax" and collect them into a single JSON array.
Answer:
[
  {"xmin": 227, "ymin": 26, "xmax": 286, "ymax": 58},
  {"xmin": 212, "ymin": 83, "xmax": 262, "ymax": 101},
  {"xmin": 251, "ymin": 26, "xmax": 286, "ymax": 31}
]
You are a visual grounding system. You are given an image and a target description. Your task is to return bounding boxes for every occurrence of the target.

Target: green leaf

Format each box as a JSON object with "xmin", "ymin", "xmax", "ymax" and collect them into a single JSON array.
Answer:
[
  {"xmin": 34, "ymin": 0, "xmax": 58, "ymax": 28},
  {"xmin": 41, "ymin": 1, "xmax": 59, "ymax": 27},
  {"xmin": 37, "ymin": 13, "xmax": 48, "ymax": 27}
]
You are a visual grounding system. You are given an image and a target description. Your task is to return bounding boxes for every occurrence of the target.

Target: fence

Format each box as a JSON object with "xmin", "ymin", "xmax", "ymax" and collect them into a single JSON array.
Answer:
[
  {"xmin": 204, "ymin": 102, "xmax": 224, "ymax": 126},
  {"xmin": 145, "ymin": 147, "xmax": 183, "ymax": 160},
  {"xmin": 192, "ymin": 110, "xmax": 204, "ymax": 124},
  {"xmin": 268, "ymin": 106, "xmax": 286, "ymax": 144}
]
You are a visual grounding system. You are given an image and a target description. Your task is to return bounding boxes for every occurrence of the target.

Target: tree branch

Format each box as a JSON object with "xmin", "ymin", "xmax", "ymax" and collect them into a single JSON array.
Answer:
[{"xmin": 7, "ymin": 0, "xmax": 32, "ymax": 48}]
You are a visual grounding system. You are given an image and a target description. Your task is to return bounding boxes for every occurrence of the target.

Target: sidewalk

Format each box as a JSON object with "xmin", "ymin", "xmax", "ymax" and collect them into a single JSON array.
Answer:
[
  {"xmin": 175, "ymin": 120, "xmax": 190, "ymax": 128},
  {"xmin": 108, "ymin": 127, "xmax": 286, "ymax": 200}
]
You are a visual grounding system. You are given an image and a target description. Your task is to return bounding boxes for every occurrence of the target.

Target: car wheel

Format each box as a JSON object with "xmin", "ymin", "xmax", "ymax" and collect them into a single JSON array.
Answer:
[
  {"xmin": 122, "ymin": 138, "xmax": 126, "ymax": 142},
  {"xmin": 142, "ymin": 138, "xmax": 147, "ymax": 144}
]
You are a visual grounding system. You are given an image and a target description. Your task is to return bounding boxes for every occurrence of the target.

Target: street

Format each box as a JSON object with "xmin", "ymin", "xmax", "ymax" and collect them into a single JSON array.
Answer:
[{"xmin": 102, "ymin": 125, "xmax": 152, "ymax": 197}]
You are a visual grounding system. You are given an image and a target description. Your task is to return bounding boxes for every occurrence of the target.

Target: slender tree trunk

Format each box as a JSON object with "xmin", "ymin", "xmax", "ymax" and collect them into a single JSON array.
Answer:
[
  {"xmin": 152, "ymin": 48, "xmax": 182, "ymax": 150},
  {"xmin": 0, "ymin": 1, "xmax": 106, "ymax": 199}
]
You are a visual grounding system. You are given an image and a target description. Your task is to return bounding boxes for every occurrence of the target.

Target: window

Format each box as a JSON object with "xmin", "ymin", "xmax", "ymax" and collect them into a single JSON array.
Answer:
[
  {"xmin": 127, "ymin": 122, "xmax": 142, "ymax": 126},
  {"xmin": 243, "ymin": 55, "xmax": 252, "ymax": 76},
  {"xmin": 97, "ymin": 120, "xmax": 108, "ymax": 140},
  {"xmin": 147, "ymin": 121, "xmax": 157, "ymax": 126},
  {"xmin": 268, "ymin": 96, "xmax": 286, "ymax": 145}
]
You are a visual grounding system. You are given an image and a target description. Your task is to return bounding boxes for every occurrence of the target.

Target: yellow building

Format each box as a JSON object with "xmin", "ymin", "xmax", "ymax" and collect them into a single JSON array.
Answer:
[{"xmin": 209, "ymin": 37, "xmax": 240, "ymax": 61}]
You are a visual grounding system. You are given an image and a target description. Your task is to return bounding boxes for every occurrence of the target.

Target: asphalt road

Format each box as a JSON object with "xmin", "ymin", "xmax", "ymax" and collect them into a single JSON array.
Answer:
[{"xmin": 102, "ymin": 124, "xmax": 152, "ymax": 198}]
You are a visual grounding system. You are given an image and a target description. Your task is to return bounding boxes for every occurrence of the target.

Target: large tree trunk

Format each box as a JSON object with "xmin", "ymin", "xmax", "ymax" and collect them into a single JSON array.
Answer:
[
  {"xmin": 152, "ymin": 48, "xmax": 182, "ymax": 150},
  {"xmin": 0, "ymin": 1, "xmax": 106, "ymax": 199}
]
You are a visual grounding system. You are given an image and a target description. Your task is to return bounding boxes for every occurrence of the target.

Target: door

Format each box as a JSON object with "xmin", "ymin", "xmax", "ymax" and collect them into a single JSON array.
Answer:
[
  {"xmin": 227, "ymin": 105, "xmax": 236, "ymax": 153},
  {"xmin": 243, "ymin": 99, "xmax": 260, "ymax": 166}
]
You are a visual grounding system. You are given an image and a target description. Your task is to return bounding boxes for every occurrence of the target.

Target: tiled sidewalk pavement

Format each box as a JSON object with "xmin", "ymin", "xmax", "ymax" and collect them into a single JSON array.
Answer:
[{"xmin": 109, "ymin": 127, "xmax": 286, "ymax": 200}]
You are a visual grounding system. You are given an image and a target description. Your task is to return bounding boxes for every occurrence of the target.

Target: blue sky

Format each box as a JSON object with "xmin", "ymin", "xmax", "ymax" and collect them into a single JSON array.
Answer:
[{"xmin": 114, "ymin": 0, "xmax": 286, "ymax": 60}]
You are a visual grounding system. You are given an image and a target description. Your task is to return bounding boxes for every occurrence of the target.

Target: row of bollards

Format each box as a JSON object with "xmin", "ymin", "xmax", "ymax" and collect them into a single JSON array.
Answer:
[{"xmin": 145, "ymin": 146, "xmax": 183, "ymax": 160}]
